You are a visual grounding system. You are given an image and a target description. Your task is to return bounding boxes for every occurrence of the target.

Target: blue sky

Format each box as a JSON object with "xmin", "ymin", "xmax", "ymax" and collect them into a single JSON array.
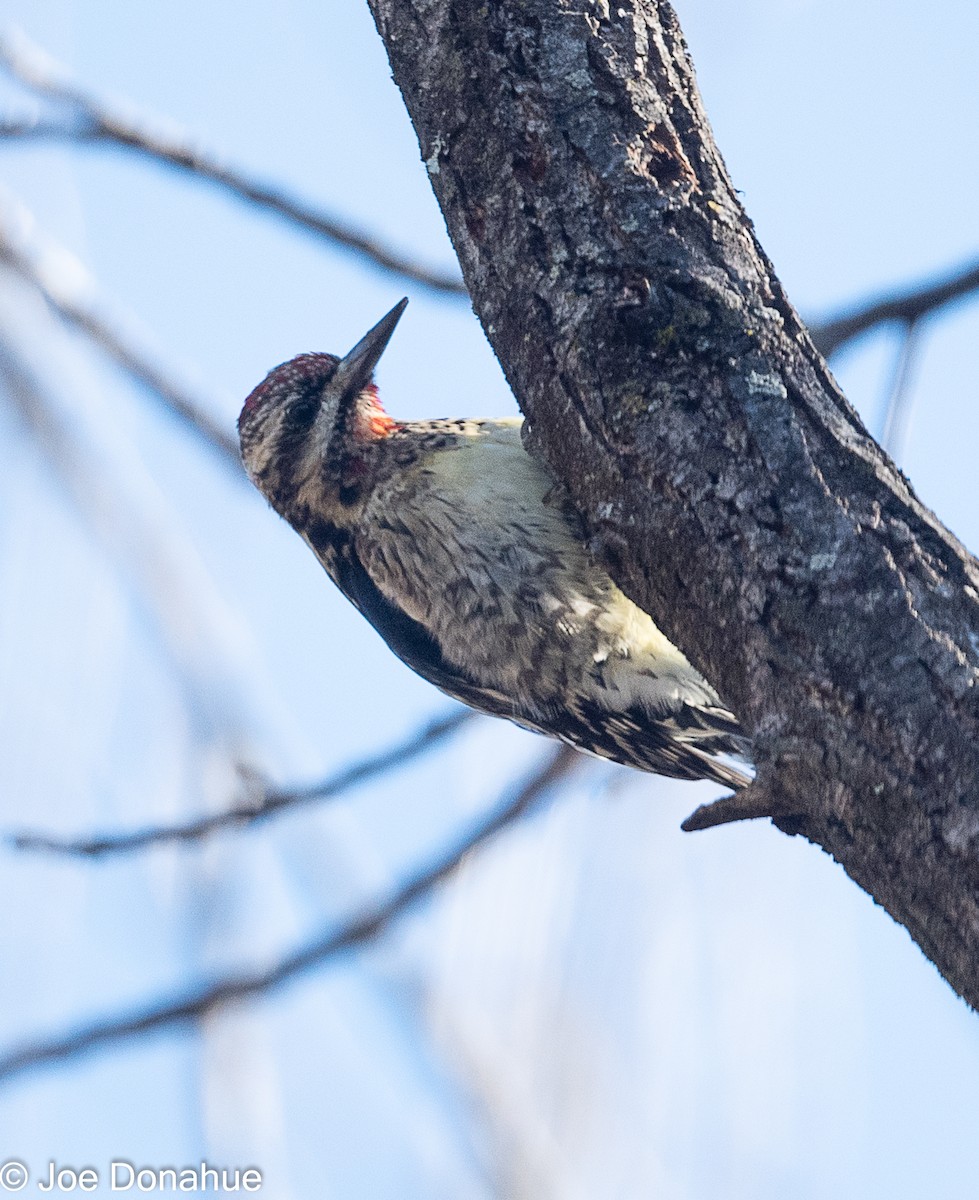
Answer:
[{"xmin": 1, "ymin": 1, "xmax": 978, "ymax": 1197}]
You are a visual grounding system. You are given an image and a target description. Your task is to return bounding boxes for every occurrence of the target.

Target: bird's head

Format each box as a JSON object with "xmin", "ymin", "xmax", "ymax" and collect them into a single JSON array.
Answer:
[{"xmin": 238, "ymin": 298, "xmax": 407, "ymax": 516}]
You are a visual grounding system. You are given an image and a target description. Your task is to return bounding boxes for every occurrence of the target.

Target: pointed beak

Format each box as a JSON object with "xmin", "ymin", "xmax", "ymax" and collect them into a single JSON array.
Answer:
[{"xmin": 331, "ymin": 298, "xmax": 408, "ymax": 397}]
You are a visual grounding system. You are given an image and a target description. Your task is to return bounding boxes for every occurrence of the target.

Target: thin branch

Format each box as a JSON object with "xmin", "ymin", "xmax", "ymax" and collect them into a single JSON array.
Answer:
[
  {"xmin": 810, "ymin": 257, "xmax": 979, "ymax": 357},
  {"xmin": 0, "ymin": 744, "xmax": 578, "ymax": 1085},
  {"xmin": 0, "ymin": 115, "xmax": 73, "ymax": 138},
  {"xmin": 0, "ymin": 193, "xmax": 242, "ymax": 470},
  {"xmin": 0, "ymin": 32, "xmax": 467, "ymax": 298},
  {"xmin": 681, "ymin": 779, "xmax": 787, "ymax": 833},
  {"xmin": 10, "ymin": 709, "xmax": 476, "ymax": 857},
  {"xmin": 879, "ymin": 320, "xmax": 923, "ymax": 463},
  {"xmin": 0, "ymin": 324, "xmax": 263, "ymax": 739}
]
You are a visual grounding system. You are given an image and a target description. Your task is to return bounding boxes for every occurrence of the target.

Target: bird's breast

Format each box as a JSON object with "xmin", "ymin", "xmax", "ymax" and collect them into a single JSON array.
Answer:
[{"xmin": 352, "ymin": 428, "xmax": 704, "ymax": 712}]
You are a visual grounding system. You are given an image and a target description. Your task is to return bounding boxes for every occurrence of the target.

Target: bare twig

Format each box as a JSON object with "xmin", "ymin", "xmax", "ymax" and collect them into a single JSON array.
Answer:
[
  {"xmin": 0, "ymin": 115, "xmax": 75, "ymax": 138},
  {"xmin": 10, "ymin": 709, "xmax": 476, "ymax": 857},
  {"xmin": 681, "ymin": 778, "xmax": 786, "ymax": 833},
  {"xmin": 0, "ymin": 321, "xmax": 266, "ymax": 741},
  {"xmin": 0, "ymin": 32, "xmax": 467, "ymax": 298},
  {"xmin": 0, "ymin": 193, "xmax": 242, "ymax": 469},
  {"xmin": 879, "ymin": 320, "xmax": 923, "ymax": 463},
  {"xmin": 0, "ymin": 744, "xmax": 578, "ymax": 1085},
  {"xmin": 810, "ymin": 257, "xmax": 979, "ymax": 357}
]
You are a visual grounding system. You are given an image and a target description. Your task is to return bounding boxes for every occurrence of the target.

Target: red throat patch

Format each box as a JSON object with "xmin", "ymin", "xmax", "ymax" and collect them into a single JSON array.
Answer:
[{"xmin": 353, "ymin": 384, "xmax": 397, "ymax": 441}]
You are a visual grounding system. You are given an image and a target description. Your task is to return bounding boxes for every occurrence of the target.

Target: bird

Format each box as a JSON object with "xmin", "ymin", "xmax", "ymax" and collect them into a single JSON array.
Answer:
[{"xmin": 238, "ymin": 298, "xmax": 751, "ymax": 789}]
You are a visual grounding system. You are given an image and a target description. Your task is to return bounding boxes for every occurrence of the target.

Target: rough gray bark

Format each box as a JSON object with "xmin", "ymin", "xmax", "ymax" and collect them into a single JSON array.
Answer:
[{"xmin": 366, "ymin": 0, "xmax": 979, "ymax": 1007}]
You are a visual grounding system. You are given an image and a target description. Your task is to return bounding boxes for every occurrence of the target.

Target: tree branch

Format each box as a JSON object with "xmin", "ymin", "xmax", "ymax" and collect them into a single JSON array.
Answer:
[
  {"xmin": 0, "ymin": 32, "xmax": 467, "ymax": 298},
  {"xmin": 0, "ymin": 745, "xmax": 577, "ymax": 1085},
  {"xmin": 365, "ymin": 0, "xmax": 979, "ymax": 1007},
  {"xmin": 810, "ymin": 258, "xmax": 979, "ymax": 357},
  {"xmin": 879, "ymin": 320, "xmax": 923, "ymax": 462},
  {"xmin": 0, "ymin": 193, "xmax": 241, "ymax": 470},
  {"xmin": 9, "ymin": 709, "xmax": 475, "ymax": 857},
  {"xmin": 0, "ymin": 319, "xmax": 263, "ymax": 742}
]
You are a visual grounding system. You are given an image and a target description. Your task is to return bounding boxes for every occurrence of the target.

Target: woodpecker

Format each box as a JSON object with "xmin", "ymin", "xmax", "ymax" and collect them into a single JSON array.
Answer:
[{"xmin": 239, "ymin": 299, "xmax": 751, "ymax": 789}]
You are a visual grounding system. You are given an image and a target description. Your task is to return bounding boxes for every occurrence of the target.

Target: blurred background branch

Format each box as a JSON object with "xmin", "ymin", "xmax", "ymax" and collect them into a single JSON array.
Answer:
[
  {"xmin": 878, "ymin": 318, "xmax": 924, "ymax": 462},
  {"xmin": 0, "ymin": 30, "xmax": 469, "ymax": 298},
  {"xmin": 0, "ymin": 191, "xmax": 242, "ymax": 468},
  {"xmin": 810, "ymin": 257, "xmax": 979, "ymax": 358},
  {"xmin": 9, "ymin": 708, "xmax": 476, "ymax": 856},
  {"xmin": 0, "ymin": 744, "xmax": 577, "ymax": 1086}
]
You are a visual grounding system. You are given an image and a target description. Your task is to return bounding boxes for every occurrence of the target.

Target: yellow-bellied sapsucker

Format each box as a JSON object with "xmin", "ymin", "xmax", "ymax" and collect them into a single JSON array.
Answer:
[{"xmin": 239, "ymin": 300, "xmax": 751, "ymax": 788}]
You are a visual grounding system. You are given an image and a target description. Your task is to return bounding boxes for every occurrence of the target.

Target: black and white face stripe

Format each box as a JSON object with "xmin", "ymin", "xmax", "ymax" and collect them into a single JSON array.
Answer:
[
  {"xmin": 238, "ymin": 352, "xmax": 341, "ymax": 506},
  {"xmin": 238, "ymin": 301, "xmax": 408, "ymax": 512}
]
